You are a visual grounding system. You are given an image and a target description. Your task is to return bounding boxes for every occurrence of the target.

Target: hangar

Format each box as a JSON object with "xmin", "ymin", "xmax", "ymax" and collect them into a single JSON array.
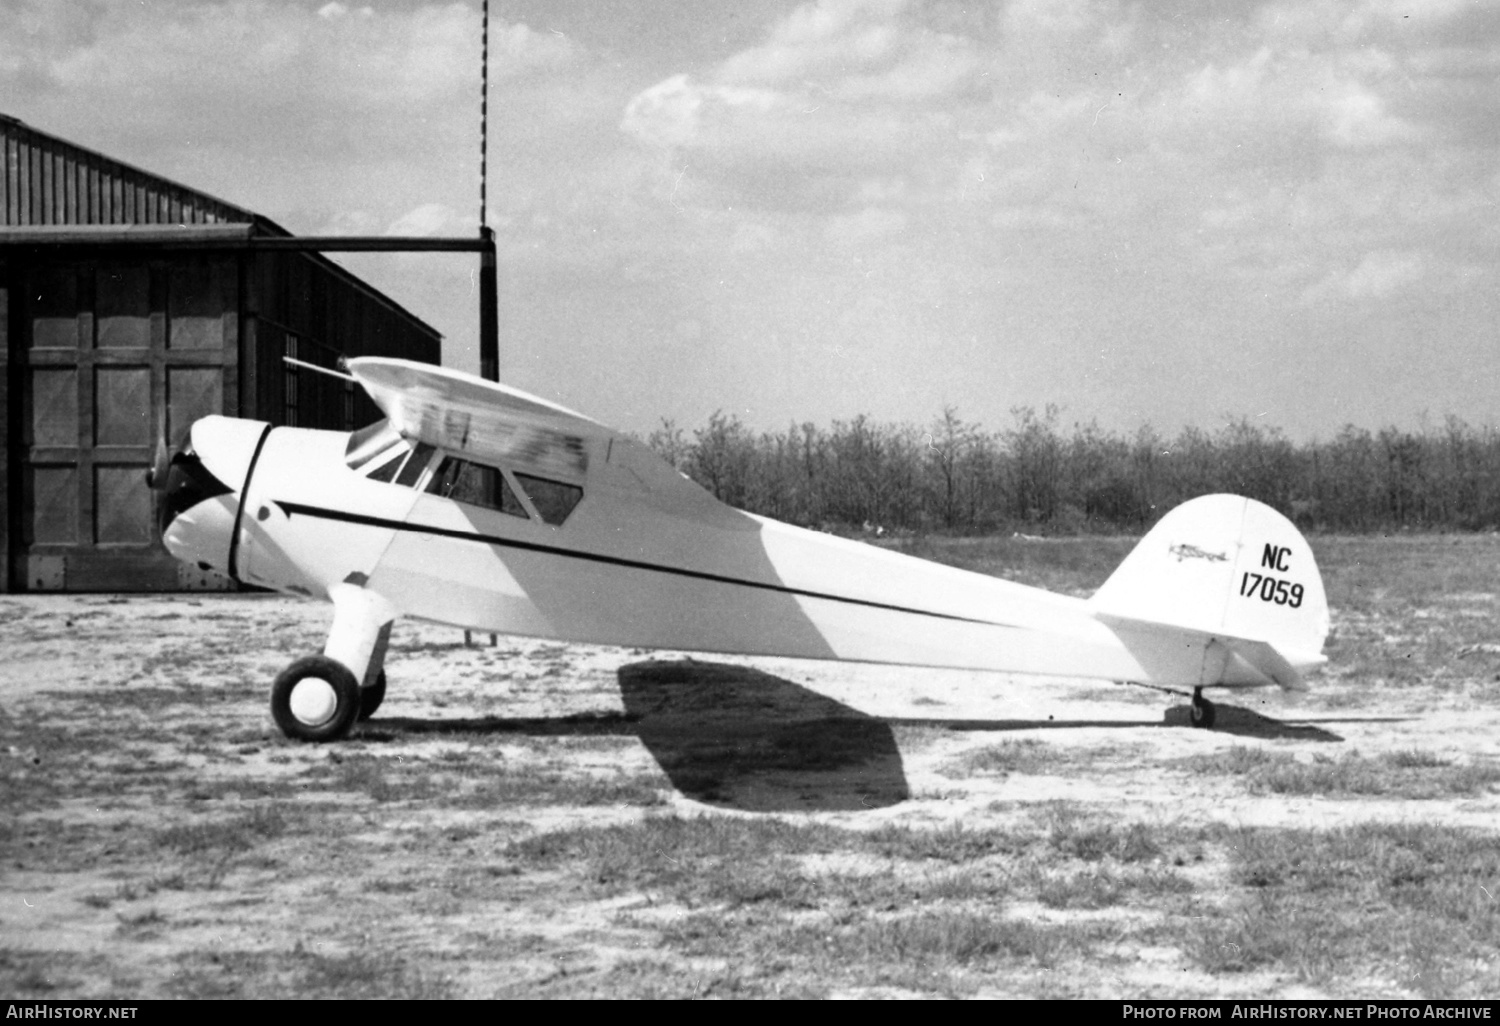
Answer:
[{"xmin": 0, "ymin": 113, "xmax": 443, "ymax": 591}]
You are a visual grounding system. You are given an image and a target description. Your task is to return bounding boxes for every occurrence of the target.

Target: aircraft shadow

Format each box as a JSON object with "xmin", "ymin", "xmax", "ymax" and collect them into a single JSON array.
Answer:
[
  {"xmin": 616, "ymin": 660, "xmax": 910, "ymax": 813},
  {"xmin": 1163, "ymin": 703, "xmax": 1344, "ymax": 741},
  {"xmin": 893, "ymin": 701, "xmax": 1345, "ymax": 742},
  {"xmin": 368, "ymin": 672, "xmax": 1350, "ymax": 809},
  {"xmin": 368, "ymin": 659, "xmax": 911, "ymax": 813},
  {"xmin": 371, "ymin": 711, "xmax": 642, "ymax": 738}
]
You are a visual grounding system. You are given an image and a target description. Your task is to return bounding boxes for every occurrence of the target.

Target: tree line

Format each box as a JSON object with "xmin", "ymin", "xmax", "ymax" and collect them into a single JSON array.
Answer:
[{"xmin": 643, "ymin": 407, "xmax": 1500, "ymax": 534}]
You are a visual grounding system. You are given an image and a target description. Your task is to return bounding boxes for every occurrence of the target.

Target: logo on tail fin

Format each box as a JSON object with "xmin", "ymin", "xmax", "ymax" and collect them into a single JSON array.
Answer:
[{"xmin": 1168, "ymin": 543, "xmax": 1228, "ymax": 563}]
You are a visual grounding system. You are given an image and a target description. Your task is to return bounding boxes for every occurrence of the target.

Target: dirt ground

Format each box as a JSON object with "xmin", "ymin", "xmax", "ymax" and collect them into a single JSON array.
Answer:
[{"xmin": 3, "ymin": 538, "xmax": 1499, "ymax": 998}]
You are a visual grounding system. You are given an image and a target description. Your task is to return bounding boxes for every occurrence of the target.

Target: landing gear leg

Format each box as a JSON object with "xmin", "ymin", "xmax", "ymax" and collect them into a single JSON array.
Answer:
[
  {"xmin": 270, "ymin": 582, "xmax": 396, "ymax": 742},
  {"xmin": 1189, "ymin": 687, "xmax": 1217, "ymax": 730},
  {"xmin": 357, "ymin": 621, "xmax": 393, "ymax": 721},
  {"xmin": 358, "ymin": 670, "xmax": 387, "ymax": 721}
]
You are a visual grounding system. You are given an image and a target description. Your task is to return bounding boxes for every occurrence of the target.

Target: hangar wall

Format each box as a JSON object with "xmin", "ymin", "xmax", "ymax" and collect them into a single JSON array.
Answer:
[{"xmin": 1, "ymin": 114, "xmax": 442, "ymax": 591}]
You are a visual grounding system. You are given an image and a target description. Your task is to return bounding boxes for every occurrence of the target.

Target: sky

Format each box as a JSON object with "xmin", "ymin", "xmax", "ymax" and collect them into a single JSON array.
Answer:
[{"xmin": 3, "ymin": 0, "xmax": 1498, "ymax": 441}]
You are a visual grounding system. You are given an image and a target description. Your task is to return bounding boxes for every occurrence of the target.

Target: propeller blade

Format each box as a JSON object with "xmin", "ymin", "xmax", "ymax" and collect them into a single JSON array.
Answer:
[{"xmin": 145, "ymin": 406, "xmax": 171, "ymax": 489}]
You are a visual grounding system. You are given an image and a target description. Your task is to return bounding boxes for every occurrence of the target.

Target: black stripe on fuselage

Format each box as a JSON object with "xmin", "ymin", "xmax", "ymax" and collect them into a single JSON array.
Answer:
[
  {"xmin": 273, "ymin": 500, "xmax": 1022, "ymax": 630},
  {"xmin": 227, "ymin": 424, "xmax": 274, "ymax": 586}
]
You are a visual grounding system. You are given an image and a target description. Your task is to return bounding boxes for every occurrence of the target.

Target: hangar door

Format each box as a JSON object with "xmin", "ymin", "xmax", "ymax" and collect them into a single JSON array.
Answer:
[{"xmin": 16, "ymin": 256, "xmax": 237, "ymax": 590}]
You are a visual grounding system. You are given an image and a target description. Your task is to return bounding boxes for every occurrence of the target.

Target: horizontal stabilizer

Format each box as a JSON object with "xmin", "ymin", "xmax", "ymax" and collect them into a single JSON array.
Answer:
[{"xmin": 1221, "ymin": 637, "xmax": 1323, "ymax": 692}]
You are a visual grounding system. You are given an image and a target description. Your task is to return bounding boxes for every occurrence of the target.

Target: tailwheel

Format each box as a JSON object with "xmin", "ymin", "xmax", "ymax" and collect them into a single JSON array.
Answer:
[
  {"xmin": 358, "ymin": 670, "xmax": 387, "ymax": 722},
  {"xmin": 271, "ymin": 655, "xmax": 361, "ymax": 742},
  {"xmin": 1189, "ymin": 688, "xmax": 1217, "ymax": 730}
]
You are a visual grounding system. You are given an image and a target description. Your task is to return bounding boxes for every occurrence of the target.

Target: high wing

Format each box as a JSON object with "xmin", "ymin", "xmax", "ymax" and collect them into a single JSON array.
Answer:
[
  {"xmin": 346, "ymin": 356, "xmax": 736, "ymax": 526},
  {"xmin": 348, "ymin": 357, "xmax": 602, "ymax": 485}
]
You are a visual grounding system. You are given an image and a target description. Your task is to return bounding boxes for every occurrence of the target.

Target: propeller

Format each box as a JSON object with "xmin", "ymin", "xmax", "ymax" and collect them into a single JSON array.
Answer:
[{"xmin": 145, "ymin": 405, "xmax": 171, "ymax": 490}]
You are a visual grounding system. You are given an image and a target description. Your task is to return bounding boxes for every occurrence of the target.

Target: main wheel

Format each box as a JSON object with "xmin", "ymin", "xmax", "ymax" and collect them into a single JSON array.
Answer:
[
  {"xmin": 1189, "ymin": 693, "xmax": 1217, "ymax": 730},
  {"xmin": 271, "ymin": 655, "xmax": 361, "ymax": 742},
  {"xmin": 358, "ymin": 670, "xmax": 387, "ymax": 721}
]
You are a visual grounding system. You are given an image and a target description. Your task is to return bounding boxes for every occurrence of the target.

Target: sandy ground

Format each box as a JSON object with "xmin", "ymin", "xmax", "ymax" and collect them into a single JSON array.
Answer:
[{"xmin": 2, "ymin": 588, "xmax": 1498, "ymax": 998}]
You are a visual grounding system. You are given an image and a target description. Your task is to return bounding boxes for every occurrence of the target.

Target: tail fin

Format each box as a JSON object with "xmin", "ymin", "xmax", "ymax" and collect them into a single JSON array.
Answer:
[{"xmin": 1089, "ymin": 494, "xmax": 1329, "ymax": 690}]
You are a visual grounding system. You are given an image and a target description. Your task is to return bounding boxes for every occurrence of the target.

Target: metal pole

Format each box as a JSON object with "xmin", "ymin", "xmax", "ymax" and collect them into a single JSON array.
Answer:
[
  {"xmin": 479, "ymin": 227, "xmax": 498, "ymax": 382},
  {"xmin": 477, "ymin": 0, "xmax": 499, "ymax": 382}
]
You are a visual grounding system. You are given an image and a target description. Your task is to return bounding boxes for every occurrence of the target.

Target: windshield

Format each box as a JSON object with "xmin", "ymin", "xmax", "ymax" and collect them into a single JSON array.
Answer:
[{"xmin": 345, "ymin": 420, "xmax": 407, "ymax": 473}]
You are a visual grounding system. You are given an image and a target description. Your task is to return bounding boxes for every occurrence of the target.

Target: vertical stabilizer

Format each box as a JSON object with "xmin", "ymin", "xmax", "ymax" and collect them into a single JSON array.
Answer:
[{"xmin": 1089, "ymin": 494, "xmax": 1329, "ymax": 687}]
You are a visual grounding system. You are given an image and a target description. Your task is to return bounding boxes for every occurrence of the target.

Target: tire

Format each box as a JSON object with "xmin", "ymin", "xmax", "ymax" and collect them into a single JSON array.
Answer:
[
  {"xmin": 1190, "ymin": 695, "xmax": 1217, "ymax": 730},
  {"xmin": 271, "ymin": 655, "xmax": 361, "ymax": 742},
  {"xmin": 358, "ymin": 670, "xmax": 387, "ymax": 721}
]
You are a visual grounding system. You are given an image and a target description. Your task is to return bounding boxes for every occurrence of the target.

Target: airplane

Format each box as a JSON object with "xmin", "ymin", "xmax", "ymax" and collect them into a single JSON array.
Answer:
[{"xmin": 150, "ymin": 357, "xmax": 1330, "ymax": 742}]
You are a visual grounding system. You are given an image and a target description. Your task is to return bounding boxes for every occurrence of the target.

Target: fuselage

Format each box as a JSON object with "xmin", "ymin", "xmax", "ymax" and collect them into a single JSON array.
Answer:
[{"xmin": 163, "ymin": 415, "xmax": 1307, "ymax": 689}]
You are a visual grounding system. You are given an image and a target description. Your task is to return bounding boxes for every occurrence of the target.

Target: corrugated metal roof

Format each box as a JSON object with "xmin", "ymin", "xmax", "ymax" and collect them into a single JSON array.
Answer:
[
  {"xmin": 0, "ymin": 113, "xmax": 289, "ymax": 234},
  {"xmin": 0, "ymin": 114, "xmax": 443, "ymax": 343}
]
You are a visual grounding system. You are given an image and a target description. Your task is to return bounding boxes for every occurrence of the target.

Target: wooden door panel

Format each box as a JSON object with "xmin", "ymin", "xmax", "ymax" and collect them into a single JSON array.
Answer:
[
  {"xmin": 28, "ymin": 267, "xmax": 79, "ymax": 350},
  {"xmin": 94, "ymin": 366, "xmax": 151, "ymax": 446},
  {"xmin": 168, "ymin": 258, "xmax": 229, "ymax": 350},
  {"xmin": 95, "ymin": 264, "xmax": 150, "ymax": 348},
  {"xmin": 28, "ymin": 367, "xmax": 77, "ymax": 447},
  {"xmin": 94, "ymin": 466, "xmax": 152, "ymax": 545},
  {"xmin": 167, "ymin": 366, "xmax": 223, "ymax": 443},
  {"xmin": 26, "ymin": 466, "xmax": 78, "ymax": 546}
]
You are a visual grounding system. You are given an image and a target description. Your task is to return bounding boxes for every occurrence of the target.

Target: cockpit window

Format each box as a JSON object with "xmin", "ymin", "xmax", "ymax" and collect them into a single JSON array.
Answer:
[
  {"xmin": 352, "ymin": 427, "xmax": 584, "ymax": 525},
  {"xmin": 426, "ymin": 456, "xmax": 528, "ymax": 518},
  {"xmin": 395, "ymin": 443, "xmax": 436, "ymax": 487},
  {"xmin": 513, "ymin": 473, "xmax": 584, "ymax": 525},
  {"xmin": 367, "ymin": 452, "xmax": 406, "ymax": 483}
]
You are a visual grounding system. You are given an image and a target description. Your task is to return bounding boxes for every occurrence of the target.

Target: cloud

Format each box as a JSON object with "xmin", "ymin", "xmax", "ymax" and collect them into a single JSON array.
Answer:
[
  {"xmin": 620, "ymin": 0, "xmax": 986, "ymax": 207},
  {"xmin": 1167, "ymin": 43, "xmax": 1423, "ymax": 153},
  {"xmin": 1002, "ymin": 0, "xmax": 1098, "ymax": 41},
  {"xmin": 5, "ymin": 3, "xmax": 578, "ymax": 155},
  {"xmin": 1301, "ymin": 249, "xmax": 1428, "ymax": 304},
  {"xmin": 716, "ymin": 0, "xmax": 909, "ymax": 86},
  {"xmin": 1256, "ymin": 0, "xmax": 1500, "ymax": 46},
  {"xmin": 316, "ymin": 3, "xmax": 367, "ymax": 20},
  {"xmin": 824, "ymin": 205, "xmax": 907, "ymax": 245},
  {"xmin": 385, "ymin": 202, "xmax": 465, "ymax": 237}
]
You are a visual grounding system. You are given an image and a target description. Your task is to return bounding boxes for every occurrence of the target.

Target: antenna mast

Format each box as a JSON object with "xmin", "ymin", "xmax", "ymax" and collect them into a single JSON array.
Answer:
[{"xmin": 478, "ymin": 0, "xmax": 499, "ymax": 381}]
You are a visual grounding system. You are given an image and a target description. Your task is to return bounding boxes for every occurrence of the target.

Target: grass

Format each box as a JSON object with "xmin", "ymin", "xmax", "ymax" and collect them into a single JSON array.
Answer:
[
  {"xmin": 1184, "ymin": 746, "xmax": 1500, "ymax": 798},
  {"xmin": 157, "ymin": 804, "xmax": 291, "ymax": 854},
  {"xmin": 588, "ymin": 958, "xmax": 818, "ymax": 1000},
  {"xmin": 1192, "ymin": 823, "xmax": 1500, "ymax": 998},
  {"xmin": 166, "ymin": 946, "xmax": 456, "ymax": 1000},
  {"xmin": 114, "ymin": 908, "xmax": 167, "ymax": 939},
  {"xmin": 497, "ymin": 810, "xmax": 1499, "ymax": 996},
  {"xmin": 303, "ymin": 750, "xmax": 672, "ymax": 807},
  {"xmin": 497, "ymin": 813, "xmax": 1203, "ymax": 993},
  {"xmin": 0, "ymin": 949, "xmax": 84, "ymax": 996},
  {"xmin": 1040, "ymin": 865, "xmax": 1196, "ymax": 909},
  {"xmin": 942, "ymin": 738, "xmax": 1064, "ymax": 776},
  {"xmin": 668, "ymin": 907, "xmax": 1081, "ymax": 967}
]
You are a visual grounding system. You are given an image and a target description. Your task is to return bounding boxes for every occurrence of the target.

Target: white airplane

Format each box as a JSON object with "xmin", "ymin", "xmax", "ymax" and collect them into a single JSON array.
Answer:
[{"xmin": 151, "ymin": 358, "xmax": 1329, "ymax": 742}]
